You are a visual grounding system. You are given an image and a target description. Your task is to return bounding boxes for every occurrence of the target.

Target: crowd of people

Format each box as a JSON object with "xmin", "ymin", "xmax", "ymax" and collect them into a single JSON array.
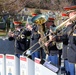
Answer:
[{"xmin": 8, "ymin": 4, "xmax": 76, "ymax": 75}]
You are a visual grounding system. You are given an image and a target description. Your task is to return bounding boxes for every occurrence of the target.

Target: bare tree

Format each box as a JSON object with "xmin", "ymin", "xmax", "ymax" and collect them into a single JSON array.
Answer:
[{"xmin": 0, "ymin": 0, "xmax": 75, "ymax": 15}]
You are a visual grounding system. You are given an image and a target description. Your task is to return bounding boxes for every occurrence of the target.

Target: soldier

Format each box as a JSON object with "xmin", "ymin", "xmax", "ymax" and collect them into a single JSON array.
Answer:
[
  {"xmin": 29, "ymin": 24, "xmax": 41, "ymax": 60},
  {"xmin": 60, "ymin": 13, "xmax": 70, "ymax": 75},
  {"xmin": 8, "ymin": 21, "xmax": 31, "ymax": 57},
  {"xmin": 50, "ymin": 5, "xmax": 76, "ymax": 75},
  {"xmin": 25, "ymin": 23, "xmax": 41, "ymax": 60},
  {"xmin": 26, "ymin": 12, "xmax": 43, "ymax": 60},
  {"xmin": 64, "ymin": 5, "xmax": 76, "ymax": 75},
  {"xmin": 44, "ymin": 17, "xmax": 59, "ymax": 66}
]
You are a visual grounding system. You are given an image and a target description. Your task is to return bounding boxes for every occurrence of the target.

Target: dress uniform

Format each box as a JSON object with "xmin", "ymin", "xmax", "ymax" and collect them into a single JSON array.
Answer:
[
  {"xmin": 28, "ymin": 13, "xmax": 42, "ymax": 60},
  {"xmin": 61, "ymin": 13, "xmax": 69, "ymax": 75},
  {"xmin": 64, "ymin": 5, "xmax": 76, "ymax": 75},
  {"xmin": 8, "ymin": 21, "xmax": 31, "ymax": 56},
  {"xmin": 56, "ymin": 24, "xmax": 71, "ymax": 75},
  {"xmin": 30, "ymin": 25, "xmax": 41, "ymax": 60},
  {"xmin": 55, "ymin": 5, "xmax": 76, "ymax": 75},
  {"xmin": 45, "ymin": 17, "xmax": 59, "ymax": 66}
]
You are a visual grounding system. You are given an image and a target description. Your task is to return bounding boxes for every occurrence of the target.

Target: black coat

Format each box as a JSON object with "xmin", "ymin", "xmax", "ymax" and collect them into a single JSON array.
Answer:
[
  {"xmin": 30, "ymin": 30, "xmax": 41, "ymax": 52},
  {"xmin": 48, "ymin": 42, "xmax": 59, "ymax": 55},
  {"xmin": 8, "ymin": 28, "xmax": 31, "ymax": 55},
  {"xmin": 67, "ymin": 29, "xmax": 76, "ymax": 63},
  {"xmin": 56, "ymin": 24, "xmax": 76, "ymax": 63},
  {"xmin": 47, "ymin": 24, "xmax": 59, "ymax": 55}
]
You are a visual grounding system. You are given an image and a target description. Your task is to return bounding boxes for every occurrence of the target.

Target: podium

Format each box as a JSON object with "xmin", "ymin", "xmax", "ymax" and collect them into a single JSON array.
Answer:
[
  {"xmin": 35, "ymin": 58, "xmax": 58, "ymax": 75},
  {"xmin": 6, "ymin": 54, "xmax": 20, "ymax": 75},
  {"xmin": 0, "ymin": 54, "xmax": 5, "ymax": 75},
  {"xmin": 20, "ymin": 56, "xmax": 35, "ymax": 75}
]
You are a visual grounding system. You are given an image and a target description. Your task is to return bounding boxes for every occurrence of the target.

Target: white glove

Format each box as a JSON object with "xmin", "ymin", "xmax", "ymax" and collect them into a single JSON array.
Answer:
[
  {"xmin": 26, "ymin": 50, "xmax": 31, "ymax": 55},
  {"xmin": 46, "ymin": 54, "xmax": 49, "ymax": 60}
]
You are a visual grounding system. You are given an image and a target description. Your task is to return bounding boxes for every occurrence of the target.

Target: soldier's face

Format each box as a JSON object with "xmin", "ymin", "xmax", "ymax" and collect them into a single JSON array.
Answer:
[
  {"xmin": 26, "ymin": 25, "xmax": 32, "ymax": 31},
  {"xmin": 69, "ymin": 11, "xmax": 76, "ymax": 18},
  {"xmin": 46, "ymin": 21, "xmax": 53, "ymax": 29},
  {"xmin": 15, "ymin": 25, "xmax": 22, "ymax": 30}
]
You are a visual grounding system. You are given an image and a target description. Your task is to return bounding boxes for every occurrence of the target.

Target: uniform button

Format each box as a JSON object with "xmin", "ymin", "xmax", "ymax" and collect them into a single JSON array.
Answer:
[
  {"xmin": 68, "ymin": 44, "xmax": 70, "ymax": 46},
  {"xmin": 68, "ymin": 40, "xmax": 70, "ymax": 43},
  {"xmin": 67, "ymin": 47, "xmax": 69, "ymax": 49},
  {"xmin": 68, "ymin": 44, "xmax": 71, "ymax": 47}
]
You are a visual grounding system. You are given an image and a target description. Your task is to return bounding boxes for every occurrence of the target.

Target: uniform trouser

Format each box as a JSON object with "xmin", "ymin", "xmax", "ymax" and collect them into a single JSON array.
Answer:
[
  {"xmin": 47, "ymin": 54, "xmax": 58, "ymax": 66},
  {"xmin": 31, "ymin": 51, "xmax": 40, "ymax": 60},
  {"xmin": 68, "ymin": 62, "xmax": 75, "ymax": 75},
  {"xmin": 40, "ymin": 48, "xmax": 46, "ymax": 59},
  {"xmin": 64, "ymin": 60, "xmax": 69, "ymax": 73},
  {"xmin": 75, "ymin": 64, "xmax": 76, "ymax": 75},
  {"xmin": 64, "ymin": 60, "xmax": 75, "ymax": 75}
]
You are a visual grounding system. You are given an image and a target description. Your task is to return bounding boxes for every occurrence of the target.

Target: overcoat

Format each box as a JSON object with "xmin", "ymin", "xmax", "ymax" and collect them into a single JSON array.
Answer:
[{"xmin": 8, "ymin": 28, "xmax": 31, "ymax": 55}]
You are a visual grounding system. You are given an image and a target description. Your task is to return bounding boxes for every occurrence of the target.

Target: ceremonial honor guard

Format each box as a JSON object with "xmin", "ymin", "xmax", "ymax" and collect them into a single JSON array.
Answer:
[
  {"xmin": 29, "ymin": 24, "xmax": 41, "ymax": 60},
  {"xmin": 25, "ymin": 13, "xmax": 42, "ymax": 60},
  {"xmin": 8, "ymin": 21, "xmax": 31, "ymax": 57},
  {"xmin": 45, "ymin": 17, "xmax": 59, "ymax": 66},
  {"xmin": 54, "ymin": 5, "xmax": 76, "ymax": 75},
  {"xmin": 64, "ymin": 5, "xmax": 76, "ymax": 75},
  {"xmin": 60, "ymin": 13, "xmax": 70, "ymax": 75}
]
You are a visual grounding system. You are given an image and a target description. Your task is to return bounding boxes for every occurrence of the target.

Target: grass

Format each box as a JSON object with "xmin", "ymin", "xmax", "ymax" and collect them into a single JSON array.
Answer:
[{"xmin": 0, "ymin": 30, "xmax": 7, "ymax": 36}]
